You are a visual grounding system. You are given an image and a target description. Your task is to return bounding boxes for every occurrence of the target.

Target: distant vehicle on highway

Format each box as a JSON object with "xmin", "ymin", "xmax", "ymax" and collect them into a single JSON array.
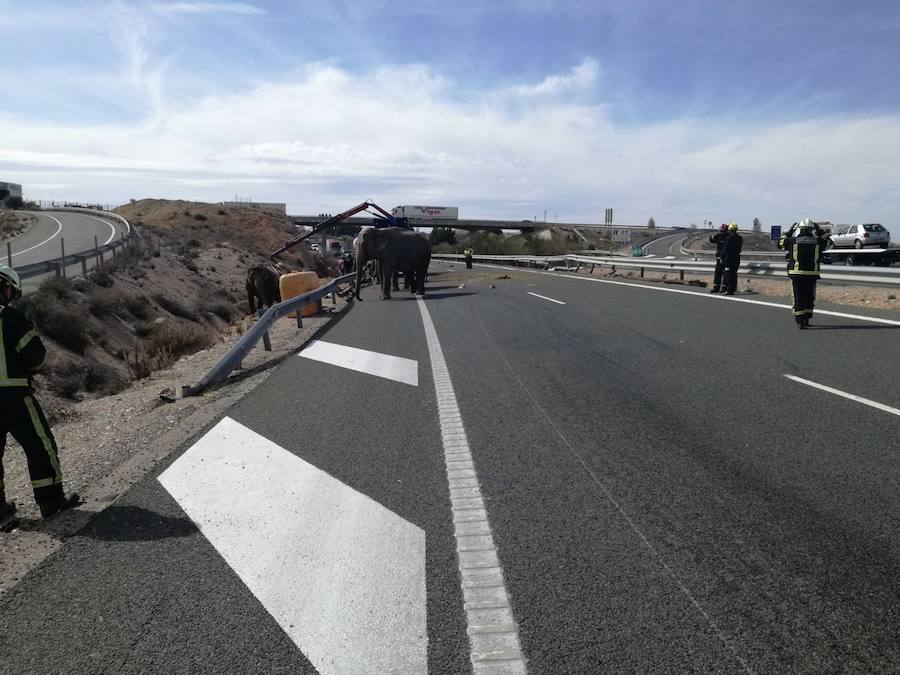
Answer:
[{"xmin": 829, "ymin": 223, "xmax": 890, "ymax": 248}]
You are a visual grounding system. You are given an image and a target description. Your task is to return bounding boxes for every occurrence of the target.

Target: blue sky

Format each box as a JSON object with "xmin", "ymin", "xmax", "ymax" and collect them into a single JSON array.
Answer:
[{"xmin": 1, "ymin": 0, "xmax": 899, "ymax": 226}]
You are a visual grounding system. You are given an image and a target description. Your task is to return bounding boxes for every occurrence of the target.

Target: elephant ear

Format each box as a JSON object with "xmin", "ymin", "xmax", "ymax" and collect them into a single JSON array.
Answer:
[{"xmin": 373, "ymin": 228, "xmax": 390, "ymax": 256}]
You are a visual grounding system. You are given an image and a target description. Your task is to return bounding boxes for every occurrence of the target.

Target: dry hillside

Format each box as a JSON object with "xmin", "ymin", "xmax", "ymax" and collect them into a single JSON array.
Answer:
[{"xmin": 19, "ymin": 199, "xmax": 337, "ymax": 422}]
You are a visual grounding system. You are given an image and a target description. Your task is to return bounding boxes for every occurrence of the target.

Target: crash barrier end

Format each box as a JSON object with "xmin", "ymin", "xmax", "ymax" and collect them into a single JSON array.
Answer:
[{"xmin": 184, "ymin": 272, "xmax": 356, "ymax": 397}]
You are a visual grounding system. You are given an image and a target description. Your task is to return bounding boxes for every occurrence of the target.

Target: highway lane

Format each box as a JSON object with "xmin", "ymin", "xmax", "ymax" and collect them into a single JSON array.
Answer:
[
  {"xmin": 6, "ymin": 210, "xmax": 126, "ymax": 269},
  {"xmin": 428, "ymin": 261, "xmax": 899, "ymax": 672},
  {"xmin": 1, "ymin": 261, "xmax": 898, "ymax": 672},
  {"xmin": 641, "ymin": 229, "xmax": 698, "ymax": 259}
]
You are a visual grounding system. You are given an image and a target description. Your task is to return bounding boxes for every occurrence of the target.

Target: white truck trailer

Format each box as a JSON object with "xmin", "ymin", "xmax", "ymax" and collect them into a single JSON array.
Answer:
[{"xmin": 391, "ymin": 205, "xmax": 458, "ymax": 220}]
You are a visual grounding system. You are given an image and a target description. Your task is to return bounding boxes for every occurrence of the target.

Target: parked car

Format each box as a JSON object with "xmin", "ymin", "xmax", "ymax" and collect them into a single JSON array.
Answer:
[{"xmin": 828, "ymin": 223, "xmax": 891, "ymax": 248}]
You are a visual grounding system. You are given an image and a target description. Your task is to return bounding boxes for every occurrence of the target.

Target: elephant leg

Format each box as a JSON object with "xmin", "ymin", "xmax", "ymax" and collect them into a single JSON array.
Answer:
[
  {"xmin": 381, "ymin": 265, "xmax": 393, "ymax": 299},
  {"xmin": 392, "ymin": 269, "xmax": 400, "ymax": 292}
]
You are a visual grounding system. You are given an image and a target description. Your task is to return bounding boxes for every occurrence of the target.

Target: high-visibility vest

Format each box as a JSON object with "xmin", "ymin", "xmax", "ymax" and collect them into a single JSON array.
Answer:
[
  {"xmin": 779, "ymin": 230, "xmax": 827, "ymax": 276},
  {"xmin": 0, "ymin": 305, "xmax": 44, "ymax": 389}
]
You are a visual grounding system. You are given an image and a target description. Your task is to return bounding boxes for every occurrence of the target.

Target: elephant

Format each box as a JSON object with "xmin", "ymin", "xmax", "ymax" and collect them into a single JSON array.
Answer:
[
  {"xmin": 354, "ymin": 227, "xmax": 431, "ymax": 300},
  {"xmin": 246, "ymin": 265, "xmax": 282, "ymax": 313}
]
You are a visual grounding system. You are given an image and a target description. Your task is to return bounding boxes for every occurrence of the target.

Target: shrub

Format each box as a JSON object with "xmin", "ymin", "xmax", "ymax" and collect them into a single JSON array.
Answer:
[
  {"xmin": 217, "ymin": 209, "xmax": 226, "ymax": 216},
  {"xmin": 153, "ymin": 293, "xmax": 199, "ymax": 321},
  {"xmin": 131, "ymin": 322, "xmax": 216, "ymax": 377},
  {"xmin": 19, "ymin": 280, "xmax": 90, "ymax": 354},
  {"xmin": 124, "ymin": 294, "xmax": 153, "ymax": 319},
  {"xmin": 84, "ymin": 359, "xmax": 128, "ymax": 395},
  {"xmin": 87, "ymin": 286, "xmax": 125, "ymax": 317},
  {"xmin": 193, "ymin": 214, "xmax": 207, "ymax": 221}
]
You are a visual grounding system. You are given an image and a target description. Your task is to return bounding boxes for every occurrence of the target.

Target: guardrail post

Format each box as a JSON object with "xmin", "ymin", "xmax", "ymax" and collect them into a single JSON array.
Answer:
[
  {"xmin": 94, "ymin": 235, "xmax": 100, "ymax": 267},
  {"xmin": 60, "ymin": 238, "xmax": 66, "ymax": 278},
  {"xmin": 6, "ymin": 242, "xmax": 10, "ymax": 266},
  {"xmin": 680, "ymin": 270, "xmax": 684, "ymax": 281},
  {"xmin": 640, "ymin": 267, "xmax": 644, "ymax": 278},
  {"xmin": 259, "ymin": 309, "xmax": 272, "ymax": 351},
  {"xmin": 80, "ymin": 255, "xmax": 88, "ymax": 278},
  {"xmin": 296, "ymin": 310, "xmax": 303, "ymax": 328},
  {"xmin": 331, "ymin": 290, "xmax": 336, "ymax": 306},
  {"xmin": 590, "ymin": 263, "xmax": 595, "ymax": 274}
]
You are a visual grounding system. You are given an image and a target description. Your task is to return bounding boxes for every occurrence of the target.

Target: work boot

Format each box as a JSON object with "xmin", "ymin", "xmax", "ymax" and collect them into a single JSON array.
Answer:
[
  {"xmin": 39, "ymin": 493, "xmax": 82, "ymax": 519},
  {"xmin": 709, "ymin": 288, "xmax": 720, "ymax": 294},
  {"xmin": 0, "ymin": 499, "xmax": 16, "ymax": 522}
]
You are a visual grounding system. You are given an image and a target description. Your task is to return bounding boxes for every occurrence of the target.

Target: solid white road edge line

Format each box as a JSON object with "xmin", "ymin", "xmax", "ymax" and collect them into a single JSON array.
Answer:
[
  {"xmin": 86, "ymin": 214, "xmax": 118, "ymax": 245},
  {"xmin": 416, "ymin": 297, "xmax": 528, "ymax": 674},
  {"xmin": 299, "ymin": 339, "xmax": 418, "ymax": 386},
  {"xmin": 10, "ymin": 215, "xmax": 64, "ymax": 257},
  {"xmin": 784, "ymin": 375, "xmax": 900, "ymax": 417},
  {"xmin": 454, "ymin": 261, "xmax": 900, "ymax": 327},
  {"xmin": 526, "ymin": 291, "xmax": 566, "ymax": 305},
  {"xmin": 158, "ymin": 417, "xmax": 427, "ymax": 674}
]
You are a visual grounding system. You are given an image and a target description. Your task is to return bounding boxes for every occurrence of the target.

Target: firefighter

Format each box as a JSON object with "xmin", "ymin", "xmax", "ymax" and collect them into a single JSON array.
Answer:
[
  {"xmin": 778, "ymin": 219, "xmax": 828, "ymax": 329},
  {"xmin": 0, "ymin": 265, "xmax": 80, "ymax": 521},
  {"xmin": 708, "ymin": 223, "xmax": 728, "ymax": 293},
  {"xmin": 722, "ymin": 223, "xmax": 743, "ymax": 295},
  {"xmin": 464, "ymin": 247, "xmax": 474, "ymax": 269}
]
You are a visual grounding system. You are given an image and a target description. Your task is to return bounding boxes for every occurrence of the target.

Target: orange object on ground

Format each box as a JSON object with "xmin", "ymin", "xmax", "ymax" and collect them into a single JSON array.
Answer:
[{"xmin": 279, "ymin": 271, "xmax": 321, "ymax": 318}]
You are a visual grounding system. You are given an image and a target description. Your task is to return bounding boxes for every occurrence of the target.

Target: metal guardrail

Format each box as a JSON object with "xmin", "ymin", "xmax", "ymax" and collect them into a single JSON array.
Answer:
[
  {"xmin": 433, "ymin": 253, "xmax": 900, "ymax": 286},
  {"xmin": 9, "ymin": 208, "xmax": 134, "ymax": 281},
  {"xmin": 189, "ymin": 272, "xmax": 357, "ymax": 395}
]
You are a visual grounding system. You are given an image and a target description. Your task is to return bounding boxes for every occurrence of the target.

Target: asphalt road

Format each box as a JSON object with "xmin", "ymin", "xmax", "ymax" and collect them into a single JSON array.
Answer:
[
  {"xmin": 6, "ymin": 210, "xmax": 128, "ymax": 275},
  {"xmin": 641, "ymin": 230, "xmax": 697, "ymax": 259},
  {"xmin": 1, "ymin": 261, "xmax": 898, "ymax": 673}
]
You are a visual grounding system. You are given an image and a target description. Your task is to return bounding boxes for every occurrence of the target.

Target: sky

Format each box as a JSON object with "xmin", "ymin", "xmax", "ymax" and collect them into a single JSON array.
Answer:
[{"xmin": 1, "ymin": 0, "xmax": 900, "ymax": 227}]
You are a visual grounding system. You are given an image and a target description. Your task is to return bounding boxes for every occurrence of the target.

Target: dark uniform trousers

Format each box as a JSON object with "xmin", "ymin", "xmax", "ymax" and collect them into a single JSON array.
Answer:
[
  {"xmin": 712, "ymin": 258, "xmax": 725, "ymax": 292},
  {"xmin": 0, "ymin": 391, "xmax": 65, "ymax": 506},
  {"xmin": 723, "ymin": 256, "xmax": 740, "ymax": 294},
  {"xmin": 790, "ymin": 275, "xmax": 817, "ymax": 318}
]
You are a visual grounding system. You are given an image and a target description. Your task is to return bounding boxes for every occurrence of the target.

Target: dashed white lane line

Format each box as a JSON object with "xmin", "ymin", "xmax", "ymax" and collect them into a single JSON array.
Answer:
[
  {"xmin": 158, "ymin": 417, "xmax": 427, "ymax": 674},
  {"xmin": 299, "ymin": 339, "xmax": 418, "ymax": 386},
  {"xmin": 417, "ymin": 297, "xmax": 527, "ymax": 674},
  {"xmin": 10, "ymin": 215, "xmax": 63, "ymax": 257},
  {"xmin": 526, "ymin": 291, "xmax": 566, "ymax": 305},
  {"xmin": 464, "ymin": 262, "xmax": 900, "ymax": 326},
  {"xmin": 784, "ymin": 375, "xmax": 900, "ymax": 417}
]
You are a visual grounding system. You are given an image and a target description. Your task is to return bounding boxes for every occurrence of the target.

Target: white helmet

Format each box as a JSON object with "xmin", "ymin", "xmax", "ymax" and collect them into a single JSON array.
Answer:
[
  {"xmin": 0, "ymin": 264, "xmax": 21, "ymax": 297},
  {"xmin": 797, "ymin": 218, "xmax": 815, "ymax": 229}
]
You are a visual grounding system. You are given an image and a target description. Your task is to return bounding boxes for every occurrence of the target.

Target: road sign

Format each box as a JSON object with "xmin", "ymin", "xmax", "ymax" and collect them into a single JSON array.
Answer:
[
  {"xmin": 612, "ymin": 228, "xmax": 632, "ymax": 242},
  {"xmin": 771, "ymin": 226, "xmax": 782, "ymax": 241}
]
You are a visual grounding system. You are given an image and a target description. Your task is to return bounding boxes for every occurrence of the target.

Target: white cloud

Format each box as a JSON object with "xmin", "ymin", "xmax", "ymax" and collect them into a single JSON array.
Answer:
[
  {"xmin": 511, "ymin": 58, "xmax": 600, "ymax": 97},
  {"xmin": 2, "ymin": 59, "xmax": 900, "ymax": 225},
  {"xmin": 149, "ymin": 2, "xmax": 265, "ymax": 15}
]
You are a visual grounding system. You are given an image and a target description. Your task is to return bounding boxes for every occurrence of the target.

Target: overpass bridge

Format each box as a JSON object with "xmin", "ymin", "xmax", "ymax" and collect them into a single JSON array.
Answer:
[{"xmin": 289, "ymin": 214, "xmax": 676, "ymax": 235}]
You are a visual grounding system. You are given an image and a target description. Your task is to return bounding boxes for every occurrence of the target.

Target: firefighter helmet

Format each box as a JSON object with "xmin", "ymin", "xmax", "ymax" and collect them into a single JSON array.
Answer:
[
  {"xmin": 719, "ymin": 223, "xmax": 728, "ymax": 231},
  {"xmin": 728, "ymin": 223, "xmax": 738, "ymax": 231},
  {"xmin": 0, "ymin": 264, "xmax": 22, "ymax": 300}
]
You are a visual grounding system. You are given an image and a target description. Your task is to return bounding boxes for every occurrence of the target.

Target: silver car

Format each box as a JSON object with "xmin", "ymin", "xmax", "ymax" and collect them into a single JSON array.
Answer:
[{"xmin": 829, "ymin": 223, "xmax": 891, "ymax": 248}]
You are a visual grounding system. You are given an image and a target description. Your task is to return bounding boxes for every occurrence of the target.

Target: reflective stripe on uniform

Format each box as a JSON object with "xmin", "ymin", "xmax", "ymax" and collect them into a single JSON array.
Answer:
[
  {"xmin": 0, "ymin": 315, "xmax": 7, "ymax": 382},
  {"xmin": 31, "ymin": 477, "xmax": 59, "ymax": 489},
  {"xmin": 0, "ymin": 378, "xmax": 30, "ymax": 387},
  {"xmin": 15, "ymin": 329, "xmax": 37, "ymax": 354},
  {"xmin": 787, "ymin": 269, "xmax": 820, "ymax": 276},
  {"xmin": 24, "ymin": 395, "xmax": 62, "ymax": 484}
]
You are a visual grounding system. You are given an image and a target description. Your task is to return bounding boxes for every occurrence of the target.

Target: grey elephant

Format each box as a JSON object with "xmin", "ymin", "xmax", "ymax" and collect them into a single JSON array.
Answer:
[{"xmin": 354, "ymin": 227, "xmax": 431, "ymax": 300}]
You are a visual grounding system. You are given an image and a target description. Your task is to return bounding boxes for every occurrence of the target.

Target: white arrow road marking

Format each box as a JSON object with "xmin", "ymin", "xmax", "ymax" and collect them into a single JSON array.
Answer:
[
  {"xmin": 299, "ymin": 339, "xmax": 418, "ymax": 386},
  {"xmin": 526, "ymin": 292, "xmax": 566, "ymax": 305},
  {"xmin": 158, "ymin": 417, "xmax": 427, "ymax": 674},
  {"xmin": 784, "ymin": 375, "xmax": 900, "ymax": 417}
]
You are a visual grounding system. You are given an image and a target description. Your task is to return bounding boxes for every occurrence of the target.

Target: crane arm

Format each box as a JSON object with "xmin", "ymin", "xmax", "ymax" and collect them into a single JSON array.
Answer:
[{"xmin": 271, "ymin": 201, "xmax": 397, "ymax": 258}]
